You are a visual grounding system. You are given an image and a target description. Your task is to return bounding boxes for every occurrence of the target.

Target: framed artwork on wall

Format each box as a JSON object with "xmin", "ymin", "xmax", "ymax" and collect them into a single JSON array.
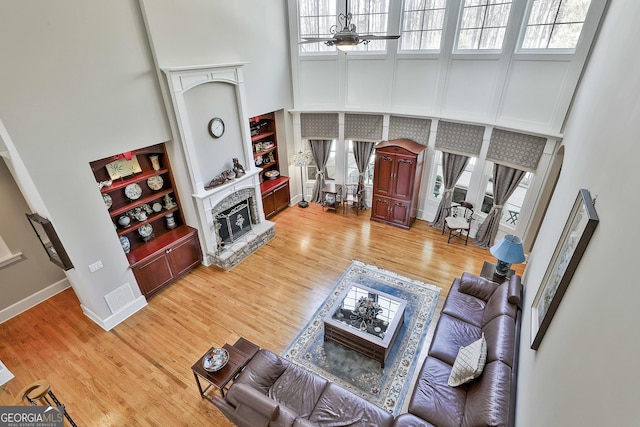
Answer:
[
  {"xmin": 530, "ymin": 189, "xmax": 599, "ymax": 350},
  {"xmin": 26, "ymin": 213, "xmax": 74, "ymax": 271}
]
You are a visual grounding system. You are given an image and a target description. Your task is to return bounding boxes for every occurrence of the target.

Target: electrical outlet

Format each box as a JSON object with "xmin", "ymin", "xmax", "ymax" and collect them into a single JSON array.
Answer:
[{"xmin": 88, "ymin": 260, "xmax": 103, "ymax": 273}]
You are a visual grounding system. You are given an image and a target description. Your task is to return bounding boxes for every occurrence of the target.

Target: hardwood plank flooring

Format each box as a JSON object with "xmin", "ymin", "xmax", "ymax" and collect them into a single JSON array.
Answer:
[{"xmin": 0, "ymin": 204, "xmax": 523, "ymax": 426}]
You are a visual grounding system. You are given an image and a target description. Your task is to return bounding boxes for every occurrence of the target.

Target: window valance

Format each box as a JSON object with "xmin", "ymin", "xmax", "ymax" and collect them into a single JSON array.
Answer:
[
  {"xmin": 486, "ymin": 129, "xmax": 547, "ymax": 172},
  {"xmin": 435, "ymin": 121, "xmax": 485, "ymax": 156},
  {"xmin": 301, "ymin": 113, "xmax": 339, "ymax": 139},
  {"xmin": 344, "ymin": 113, "xmax": 383, "ymax": 141},
  {"xmin": 388, "ymin": 116, "xmax": 431, "ymax": 145}
]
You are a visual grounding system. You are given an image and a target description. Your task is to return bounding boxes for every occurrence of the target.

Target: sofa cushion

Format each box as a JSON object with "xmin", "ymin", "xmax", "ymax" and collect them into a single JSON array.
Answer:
[
  {"xmin": 481, "ymin": 282, "xmax": 517, "ymax": 326},
  {"xmin": 308, "ymin": 383, "xmax": 394, "ymax": 427},
  {"xmin": 408, "ymin": 356, "xmax": 466, "ymax": 427},
  {"xmin": 482, "ymin": 315, "xmax": 516, "ymax": 367},
  {"xmin": 459, "ymin": 273, "xmax": 499, "ymax": 301},
  {"xmin": 270, "ymin": 363, "xmax": 329, "ymax": 419},
  {"xmin": 427, "ymin": 313, "xmax": 482, "ymax": 366},
  {"xmin": 448, "ymin": 334, "xmax": 487, "ymax": 387},
  {"xmin": 393, "ymin": 413, "xmax": 438, "ymax": 427},
  {"xmin": 233, "ymin": 350, "xmax": 289, "ymax": 395},
  {"xmin": 462, "ymin": 361, "xmax": 512, "ymax": 427},
  {"xmin": 441, "ymin": 279, "xmax": 487, "ymax": 327}
]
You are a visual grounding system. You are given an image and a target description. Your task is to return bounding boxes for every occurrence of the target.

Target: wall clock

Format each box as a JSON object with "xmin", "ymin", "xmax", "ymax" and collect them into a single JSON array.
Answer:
[{"xmin": 208, "ymin": 117, "xmax": 225, "ymax": 138}]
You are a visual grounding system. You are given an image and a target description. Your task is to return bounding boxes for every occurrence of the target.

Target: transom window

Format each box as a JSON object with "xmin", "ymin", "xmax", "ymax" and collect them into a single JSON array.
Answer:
[
  {"xmin": 456, "ymin": 0, "xmax": 513, "ymax": 51},
  {"xmin": 350, "ymin": 0, "xmax": 393, "ymax": 52},
  {"xmin": 521, "ymin": 0, "xmax": 592, "ymax": 50},
  {"xmin": 400, "ymin": 0, "xmax": 446, "ymax": 51},
  {"xmin": 298, "ymin": 0, "xmax": 337, "ymax": 53}
]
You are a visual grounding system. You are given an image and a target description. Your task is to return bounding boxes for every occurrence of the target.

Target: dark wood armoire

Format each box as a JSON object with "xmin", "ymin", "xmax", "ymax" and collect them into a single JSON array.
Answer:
[{"xmin": 370, "ymin": 138, "xmax": 426, "ymax": 229}]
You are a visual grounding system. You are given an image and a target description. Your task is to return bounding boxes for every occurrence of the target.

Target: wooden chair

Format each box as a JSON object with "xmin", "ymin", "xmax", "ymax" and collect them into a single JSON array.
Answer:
[
  {"xmin": 342, "ymin": 183, "xmax": 365, "ymax": 215},
  {"xmin": 442, "ymin": 202, "xmax": 474, "ymax": 245}
]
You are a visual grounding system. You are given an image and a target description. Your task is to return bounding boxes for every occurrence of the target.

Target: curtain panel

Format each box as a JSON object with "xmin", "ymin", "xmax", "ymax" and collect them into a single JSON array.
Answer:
[
  {"xmin": 352, "ymin": 140, "xmax": 376, "ymax": 209},
  {"xmin": 309, "ymin": 139, "xmax": 333, "ymax": 203},
  {"xmin": 486, "ymin": 129, "xmax": 547, "ymax": 172},
  {"xmin": 344, "ymin": 114, "xmax": 383, "ymax": 141},
  {"xmin": 474, "ymin": 164, "xmax": 527, "ymax": 248},
  {"xmin": 435, "ymin": 121, "xmax": 484, "ymax": 156},
  {"xmin": 431, "ymin": 152, "xmax": 470, "ymax": 229},
  {"xmin": 388, "ymin": 116, "xmax": 432, "ymax": 145},
  {"xmin": 301, "ymin": 113, "xmax": 339, "ymax": 139}
]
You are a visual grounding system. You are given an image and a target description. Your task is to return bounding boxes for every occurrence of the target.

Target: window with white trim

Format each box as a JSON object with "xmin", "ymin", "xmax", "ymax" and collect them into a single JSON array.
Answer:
[
  {"xmin": 351, "ymin": 0, "xmax": 393, "ymax": 52},
  {"xmin": 346, "ymin": 140, "xmax": 375, "ymax": 184},
  {"xmin": 521, "ymin": 0, "xmax": 592, "ymax": 50},
  {"xmin": 456, "ymin": 0, "xmax": 513, "ymax": 51},
  {"xmin": 432, "ymin": 152, "xmax": 477, "ymax": 203},
  {"xmin": 399, "ymin": 0, "xmax": 446, "ymax": 51},
  {"xmin": 298, "ymin": 0, "xmax": 337, "ymax": 53},
  {"xmin": 306, "ymin": 140, "xmax": 337, "ymax": 181},
  {"xmin": 480, "ymin": 161, "xmax": 533, "ymax": 226}
]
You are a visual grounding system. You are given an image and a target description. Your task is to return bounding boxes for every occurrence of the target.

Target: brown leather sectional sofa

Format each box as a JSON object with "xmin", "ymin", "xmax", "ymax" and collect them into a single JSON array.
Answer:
[
  {"xmin": 213, "ymin": 272, "xmax": 522, "ymax": 427},
  {"xmin": 394, "ymin": 273, "xmax": 523, "ymax": 427}
]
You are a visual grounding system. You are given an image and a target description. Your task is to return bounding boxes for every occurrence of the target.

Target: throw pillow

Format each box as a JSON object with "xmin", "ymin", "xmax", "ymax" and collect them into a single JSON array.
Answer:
[{"xmin": 448, "ymin": 333, "xmax": 487, "ymax": 387}]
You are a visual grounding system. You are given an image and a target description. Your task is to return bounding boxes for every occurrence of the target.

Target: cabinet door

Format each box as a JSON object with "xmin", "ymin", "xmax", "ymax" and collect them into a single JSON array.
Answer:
[
  {"xmin": 393, "ymin": 155, "xmax": 417, "ymax": 200},
  {"xmin": 273, "ymin": 181, "xmax": 290, "ymax": 213},
  {"xmin": 373, "ymin": 153, "xmax": 395, "ymax": 196},
  {"xmin": 133, "ymin": 252, "xmax": 173, "ymax": 297},
  {"xmin": 262, "ymin": 190, "xmax": 276, "ymax": 219},
  {"xmin": 371, "ymin": 196, "xmax": 391, "ymax": 221},
  {"xmin": 167, "ymin": 234, "xmax": 202, "ymax": 278},
  {"xmin": 389, "ymin": 200, "xmax": 411, "ymax": 227}
]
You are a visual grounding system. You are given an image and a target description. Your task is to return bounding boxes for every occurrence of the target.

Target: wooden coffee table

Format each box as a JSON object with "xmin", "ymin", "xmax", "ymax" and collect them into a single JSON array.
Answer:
[
  {"xmin": 323, "ymin": 283, "xmax": 406, "ymax": 368},
  {"xmin": 191, "ymin": 337, "xmax": 259, "ymax": 400}
]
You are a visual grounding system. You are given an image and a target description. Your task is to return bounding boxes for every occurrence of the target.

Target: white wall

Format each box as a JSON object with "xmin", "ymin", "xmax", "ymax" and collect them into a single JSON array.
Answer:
[{"xmin": 516, "ymin": 1, "xmax": 640, "ymax": 425}]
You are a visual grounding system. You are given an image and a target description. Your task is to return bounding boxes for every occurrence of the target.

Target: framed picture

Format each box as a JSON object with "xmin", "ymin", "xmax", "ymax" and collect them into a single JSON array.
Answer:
[
  {"xmin": 26, "ymin": 213, "xmax": 74, "ymax": 271},
  {"xmin": 530, "ymin": 189, "xmax": 599, "ymax": 350}
]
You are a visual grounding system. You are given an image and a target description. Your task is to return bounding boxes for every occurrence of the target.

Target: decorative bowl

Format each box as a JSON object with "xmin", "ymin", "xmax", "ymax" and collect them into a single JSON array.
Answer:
[
  {"xmin": 202, "ymin": 348, "xmax": 229, "ymax": 372},
  {"xmin": 264, "ymin": 170, "xmax": 280, "ymax": 180}
]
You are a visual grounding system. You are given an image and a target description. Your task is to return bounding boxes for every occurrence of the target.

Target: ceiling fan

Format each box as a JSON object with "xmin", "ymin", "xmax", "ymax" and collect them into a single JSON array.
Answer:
[{"xmin": 300, "ymin": 0, "xmax": 400, "ymax": 52}]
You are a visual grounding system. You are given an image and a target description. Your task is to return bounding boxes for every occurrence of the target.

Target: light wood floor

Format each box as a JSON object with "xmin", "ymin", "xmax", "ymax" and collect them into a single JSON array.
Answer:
[{"xmin": 0, "ymin": 204, "xmax": 523, "ymax": 426}]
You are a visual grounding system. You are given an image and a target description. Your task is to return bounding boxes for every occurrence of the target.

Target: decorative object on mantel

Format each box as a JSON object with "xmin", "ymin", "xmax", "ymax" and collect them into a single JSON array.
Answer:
[
  {"xmin": 205, "ymin": 169, "xmax": 235, "ymax": 190},
  {"xmin": 490, "ymin": 234, "xmax": 526, "ymax": 278},
  {"xmin": 289, "ymin": 150, "xmax": 312, "ymax": 208},
  {"xmin": 232, "ymin": 158, "xmax": 246, "ymax": 178}
]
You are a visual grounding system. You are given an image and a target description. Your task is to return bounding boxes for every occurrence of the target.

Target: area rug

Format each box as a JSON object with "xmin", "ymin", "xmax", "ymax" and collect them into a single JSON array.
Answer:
[{"xmin": 283, "ymin": 260, "xmax": 441, "ymax": 416}]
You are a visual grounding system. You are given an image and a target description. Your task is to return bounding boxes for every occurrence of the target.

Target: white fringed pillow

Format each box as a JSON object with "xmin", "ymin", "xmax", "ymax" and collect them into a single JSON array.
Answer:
[{"xmin": 448, "ymin": 333, "xmax": 487, "ymax": 387}]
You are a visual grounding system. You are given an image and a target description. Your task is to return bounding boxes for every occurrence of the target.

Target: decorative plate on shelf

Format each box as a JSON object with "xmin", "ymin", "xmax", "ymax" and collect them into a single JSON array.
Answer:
[
  {"xmin": 202, "ymin": 348, "xmax": 229, "ymax": 372},
  {"xmin": 138, "ymin": 224, "xmax": 153, "ymax": 238},
  {"xmin": 124, "ymin": 183, "xmax": 142, "ymax": 200},
  {"xmin": 152, "ymin": 202, "xmax": 163, "ymax": 212},
  {"xmin": 264, "ymin": 170, "xmax": 280, "ymax": 180},
  {"xmin": 147, "ymin": 175, "xmax": 164, "ymax": 191},
  {"xmin": 103, "ymin": 194, "xmax": 113, "ymax": 209}
]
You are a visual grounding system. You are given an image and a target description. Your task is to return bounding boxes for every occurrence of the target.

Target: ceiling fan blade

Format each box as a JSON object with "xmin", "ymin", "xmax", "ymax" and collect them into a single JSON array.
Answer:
[
  {"xmin": 299, "ymin": 37, "xmax": 336, "ymax": 44},
  {"xmin": 359, "ymin": 34, "xmax": 401, "ymax": 41}
]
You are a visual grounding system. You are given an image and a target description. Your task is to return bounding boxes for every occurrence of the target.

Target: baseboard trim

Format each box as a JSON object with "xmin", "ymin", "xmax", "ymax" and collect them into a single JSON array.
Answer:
[
  {"xmin": 0, "ymin": 278, "xmax": 70, "ymax": 324},
  {"xmin": 81, "ymin": 296, "xmax": 147, "ymax": 331}
]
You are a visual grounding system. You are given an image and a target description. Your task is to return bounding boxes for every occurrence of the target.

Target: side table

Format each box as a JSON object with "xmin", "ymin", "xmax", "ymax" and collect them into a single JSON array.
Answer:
[
  {"xmin": 322, "ymin": 183, "xmax": 342, "ymax": 212},
  {"xmin": 191, "ymin": 337, "xmax": 259, "ymax": 401},
  {"xmin": 480, "ymin": 261, "xmax": 514, "ymax": 283}
]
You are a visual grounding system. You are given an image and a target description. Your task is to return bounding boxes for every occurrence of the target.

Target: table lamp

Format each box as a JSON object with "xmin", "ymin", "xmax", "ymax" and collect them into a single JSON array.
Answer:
[
  {"xmin": 490, "ymin": 234, "xmax": 526, "ymax": 278},
  {"xmin": 289, "ymin": 150, "xmax": 312, "ymax": 208}
]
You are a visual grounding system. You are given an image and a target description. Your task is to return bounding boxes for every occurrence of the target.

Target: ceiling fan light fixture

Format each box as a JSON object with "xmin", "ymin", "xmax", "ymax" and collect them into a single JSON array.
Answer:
[{"xmin": 336, "ymin": 43, "xmax": 356, "ymax": 52}]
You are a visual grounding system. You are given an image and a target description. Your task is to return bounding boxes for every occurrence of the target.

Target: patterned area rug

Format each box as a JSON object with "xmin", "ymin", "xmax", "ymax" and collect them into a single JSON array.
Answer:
[{"xmin": 283, "ymin": 260, "xmax": 441, "ymax": 416}]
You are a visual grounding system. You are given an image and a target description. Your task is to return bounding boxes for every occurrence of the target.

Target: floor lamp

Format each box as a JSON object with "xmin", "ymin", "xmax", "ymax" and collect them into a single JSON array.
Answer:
[{"xmin": 290, "ymin": 150, "xmax": 312, "ymax": 208}]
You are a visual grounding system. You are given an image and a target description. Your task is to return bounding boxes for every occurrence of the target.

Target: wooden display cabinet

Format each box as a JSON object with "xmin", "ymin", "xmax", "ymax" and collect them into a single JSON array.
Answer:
[
  {"xmin": 370, "ymin": 139, "xmax": 426, "ymax": 229},
  {"xmin": 249, "ymin": 112, "xmax": 290, "ymax": 218},
  {"xmin": 90, "ymin": 143, "xmax": 202, "ymax": 298}
]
